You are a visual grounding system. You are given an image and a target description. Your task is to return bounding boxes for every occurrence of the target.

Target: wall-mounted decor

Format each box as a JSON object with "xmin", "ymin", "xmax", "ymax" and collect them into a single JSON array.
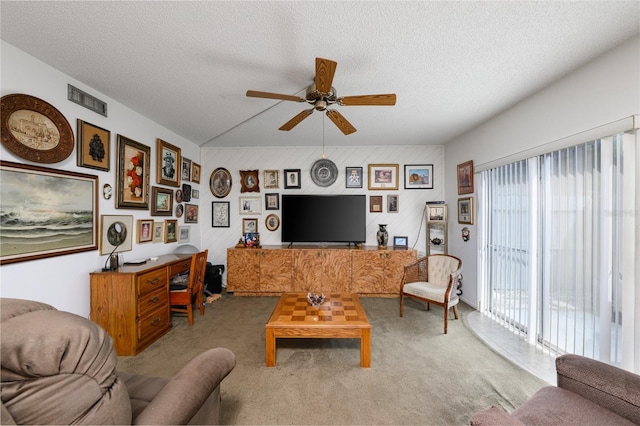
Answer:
[
  {"xmin": 151, "ymin": 186, "xmax": 173, "ymax": 216},
  {"xmin": 157, "ymin": 139, "xmax": 181, "ymax": 187},
  {"xmin": 265, "ymin": 214, "xmax": 280, "ymax": 232},
  {"xmin": 182, "ymin": 183, "xmax": 192, "ymax": 202},
  {"xmin": 310, "ymin": 158, "xmax": 338, "ymax": 187},
  {"xmin": 191, "ymin": 162, "xmax": 201, "ymax": 184},
  {"xmin": 284, "ymin": 169, "xmax": 301, "ymax": 189},
  {"xmin": 264, "ymin": 170, "xmax": 279, "ymax": 189},
  {"xmin": 175, "ymin": 204, "xmax": 184, "ymax": 218},
  {"xmin": 164, "ymin": 219, "xmax": 178, "ymax": 243},
  {"xmin": 116, "ymin": 135, "xmax": 150, "ymax": 209},
  {"xmin": 77, "ymin": 119, "xmax": 110, "ymax": 171},
  {"xmin": 370, "ymin": 195, "xmax": 383, "ymax": 212},
  {"xmin": 175, "ymin": 189, "xmax": 184, "ymax": 203},
  {"xmin": 368, "ymin": 164, "xmax": 399, "ymax": 190},
  {"xmin": 427, "ymin": 204, "xmax": 447, "ymax": 223},
  {"xmin": 242, "ymin": 218, "xmax": 258, "ymax": 234},
  {"xmin": 100, "ymin": 215, "xmax": 133, "ymax": 255},
  {"xmin": 240, "ymin": 169, "xmax": 259, "ymax": 193},
  {"xmin": 265, "ymin": 193, "xmax": 279, "ymax": 210},
  {"xmin": 137, "ymin": 219, "xmax": 153, "ymax": 243},
  {"xmin": 458, "ymin": 197, "xmax": 474, "ymax": 224},
  {"xmin": 152, "ymin": 222, "xmax": 164, "ymax": 243},
  {"xmin": 212, "ymin": 201, "xmax": 230, "ymax": 228},
  {"xmin": 191, "ymin": 189, "xmax": 199, "ymax": 199},
  {"xmin": 0, "ymin": 160, "xmax": 99, "ymax": 265},
  {"xmin": 404, "ymin": 164, "xmax": 433, "ymax": 189},
  {"xmin": 185, "ymin": 203, "xmax": 199, "ymax": 224},
  {"xmin": 209, "ymin": 167, "xmax": 232, "ymax": 198},
  {"xmin": 178, "ymin": 226, "xmax": 190, "ymax": 243},
  {"xmin": 387, "ymin": 194, "xmax": 399, "ymax": 212},
  {"xmin": 457, "ymin": 160, "xmax": 474, "ymax": 194},
  {"xmin": 0, "ymin": 93, "xmax": 74, "ymax": 163},
  {"xmin": 346, "ymin": 166, "xmax": 363, "ymax": 188},
  {"xmin": 181, "ymin": 157, "xmax": 191, "ymax": 182},
  {"xmin": 103, "ymin": 183, "xmax": 113, "ymax": 200},
  {"xmin": 239, "ymin": 196, "xmax": 262, "ymax": 215}
]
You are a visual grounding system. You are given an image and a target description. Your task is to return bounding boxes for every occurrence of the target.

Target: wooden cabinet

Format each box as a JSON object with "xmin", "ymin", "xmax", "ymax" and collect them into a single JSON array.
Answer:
[
  {"xmin": 292, "ymin": 249, "xmax": 351, "ymax": 292},
  {"xmin": 226, "ymin": 249, "xmax": 292, "ymax": 293},
  {"xmin": 351, "ymin": 249, "xmax": 416, "ymax": 294},
  {"xmin": 89, "ymin": 254, "xmax": 191, "ymax": 356}
]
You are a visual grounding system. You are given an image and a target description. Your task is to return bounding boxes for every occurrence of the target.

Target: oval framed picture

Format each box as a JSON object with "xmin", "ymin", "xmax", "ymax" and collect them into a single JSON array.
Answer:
[
  {"xmin": 209, "ymin": 167, "xmax": 232, "ymax": 198},
  {"xmin": 265, "ymin": 214, "xmax": 280, "ymax": 232}
]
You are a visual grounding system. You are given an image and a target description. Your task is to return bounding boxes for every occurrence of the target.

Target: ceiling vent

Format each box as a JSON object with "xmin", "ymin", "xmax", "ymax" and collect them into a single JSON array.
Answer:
[{"xmin": 67, "ymin": 84, "xmax": 107, "ymax": 117}]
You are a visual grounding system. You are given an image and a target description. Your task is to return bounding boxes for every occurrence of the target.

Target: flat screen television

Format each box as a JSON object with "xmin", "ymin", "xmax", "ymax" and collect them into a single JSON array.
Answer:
[{"xmin": 281, "ymin": 194, "xmax": 366, "ymax": 244}]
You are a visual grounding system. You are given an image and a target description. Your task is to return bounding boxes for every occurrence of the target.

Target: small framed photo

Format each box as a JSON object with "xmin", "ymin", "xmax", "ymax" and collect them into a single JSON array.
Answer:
[
  {"xmin": 156, "ymin": 139, "xmax": 181, "ymax": 187},
  {"xmin": 265, "ymin": 193, "xmax": 279, "ymax": 210},
  {"xmin": 244, "ymin": 232, "xmax": 260, "ymax": 247},
  {"xmin": 346, "ymin": 166, "xmax": 363, "ymax": 188},
  {"xmin": 151, "ymin": 186, "xmax": 173, "ymax": 216},
  {"xmin": 387, "ymin": 194, "xmax": 399, "ymax": 212},
  {"xmin": 393, "ymin": 236, "xmax": 408, "ymax": 249},
  {"xmin": 181, "ymin": 157, "xmax": 192, "ymax": 182},
  {"xmin": 284, "ymin": 169, "xmax": 301, "ymax": 189},
  {"xmin": 212, "ymin": 201, "xmax": 230, "ymax": 228},
  {"xmin": 368, "ymin": 164, "xmax": 399, "ymax": 190},
  {"xmin": 76, "ymin": 119, "xmax": 110, "ymax": 171},
  {"xmin": 427, "ymin": 204, "xmax": 447, "ymax": 223},
  {"xmin": 240, "ymin": 170, "xmax": 260, "ymax": 193},
  {"xmin": 265, "ymin": 214, "xmax": 280, "ymax": 231},
  {"xmin": 152, "ymin": 222, "xmax": 164, "ymax": 243},
  {"xmin": 182, "ymin": 183, "xmax": 192, "ymax": 202},
  {"xmin": 404, "ymin": 164, "xmax": 433, "ymax": 189},
  {"xmin": 264, "ymin": 170, "xmax": 280, "ymax": 189},
  {"xmin": 164, "ymin": 219, "xmax": 178, "ymax": 243},
  {"xmin": 239, "ymin": 196, "xmax": 261, "ymax": 214},
  {"xmin": 137, "ymin": 219, "xmax": 154, "ymax": 243},
  {"xmin": 458, "ymin": 197, "xmax": 474, "ymax": 224},
  {"xmin": 191, "ymin": 189, "xmax": 199, "ymax": 199},
  {"xmin": 191, "ymin": 162, "xmax": 201, "ymax": 184},
  {"xmin": 370, "ymin": 195, "xmax": 383, "ymax": 213},
  {"xmin": 178, "ymin": 226, "xmax": 190, "ymax": 243},
  {"xmin": 243, "ymin": 218, "xmax": 258, "ymax": 234},
  {"xmin": 457, "ymin": 160, "xmax": 474, "ymax": 194},
  {"xmin": 100, "ymin": 215, "xmax": 133, "ymax": 254},
  {"xmin": 175, "ymin": 204, "xmax": 184, "ymax": 218},
  {"xmin": 184, "ymin": 203, "xmax": 199, "ymax": 224}
]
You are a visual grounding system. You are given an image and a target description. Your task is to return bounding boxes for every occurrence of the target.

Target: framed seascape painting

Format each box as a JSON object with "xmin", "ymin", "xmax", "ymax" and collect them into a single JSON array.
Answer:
[
  {"xmin": 116, "ymin": 135, "xmax": 150, "ymax": 209},
  {"xmin": 0, "ymin": 161, "xmax": 99, "ymax": 265}
]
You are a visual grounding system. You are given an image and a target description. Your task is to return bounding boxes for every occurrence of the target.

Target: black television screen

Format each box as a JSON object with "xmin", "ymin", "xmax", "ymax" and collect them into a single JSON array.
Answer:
[{"xmin": 281, "ymin": 194, "xmax": 366, "ymax": 244}]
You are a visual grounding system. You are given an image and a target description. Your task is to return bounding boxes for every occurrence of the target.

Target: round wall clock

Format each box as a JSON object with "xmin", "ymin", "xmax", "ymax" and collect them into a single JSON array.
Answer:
[
  {"xmin": 310, "ymin": 158, "xmax": 338, "ymax": 187},
  {"xmin": 209, "ymin": 167, "xmax": 232, "ymax": 198},
  {"xmin": 1, "ymin": 93, "xmax": 74, "ymax": 163}
]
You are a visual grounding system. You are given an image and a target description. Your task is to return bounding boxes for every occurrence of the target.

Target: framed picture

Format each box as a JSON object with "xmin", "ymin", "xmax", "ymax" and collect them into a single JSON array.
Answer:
[
  {"xmin": 156, "ymin": 139, "xmax": 181, "ymax": 187},
  {"xmin": 77, "ymin": 119, "xmax": 110, "ymax": 171},
  {"xmin": 151, "ymin": 186, "xmax": 173, "ymax": 216},
  {"xmin": 346, "ymin": 166, "xmax": 363, "ymax": 188},
  {"xmin": 404, "ymin": 164, "xmax": 433, "ymax": 189},
  {"xmin": 393, "ymin": 236, "xmax": 408, "ymax": 249},
  {"xmin": 239, "ymin": 196, "xmax": 261, "ymax": 215},
  {"xmin": 284, "ymin": 169, "xmax": 301, "ymax": 189},
  {"xmin": 191, "ymin": 162, "xmax": 201, "ymax": 184},
  {"xmin": 242, "ymin": 218, "xmax": 258, "ymax": 234},
  {"xmin": 427, "ymin": 204, "xmax": 447, "ymax": 223},
  {"xmin": 178, "ymin": 226, "xmax": 190, "ymax": 243},
  {"xmin": 182, "ymin": 183, "xmax": 192, "ymax": 202},
  {"xmin": 100, "ymin": 215, "xmax": 133, "ymax": 255},
  {"xmin": 0, "ymin": 160, "xmax": 99, "ymax": 265},
  {"xmin": 184, "ymin": 203, "xmax": 199, "ymax": 224},
  {"xmin": 387, "ymin": 194, "xmax": 399, "ymax": 212},
  {"xmin": 368, "ymin": 164, "xmax": 399, "ymax": 190},
  {"xmin": 244, "ymin": 232, "xmax": 260, "ymax": 247},
  {"xmin": 240, "ymin": 170, "xmax": 260, "ymax": 193},
  {"xmin": 175, "ymin": 204, "xmax": 184, "ymax": 218},
  {"xmin": 176, "ymin": 189, "xmax": 184, "ymax": 203},
  {"xmin": 152, "ymin": 222, "xmax": 164, "ymax": 243},
  {"xmin": 264, "ymin": 170, "xmax": 279, "ymax": 189},
  {"xmin": 265, "ymin": 193, "xmax": 279, "ymax": 210},
  {"xmin": 370, "ymin": 195, "xmax": 383, "ymax": 213},
  {"xmin": 458, "ymin": 197, "xmax": 474, "ymax": 224},
  {"xmin": 265, "ymin": 214, "xmax": 280, "ymax": 231},
  {"xmin": 212, "ymin": 201, "xmax": 230, "ymax": 228},
  {"xmin": 457, "ymin": 160, "xmax": 474, "ymax": 194},
  {"xmin": 116, "ymin": 134, "xmax": 150, "ymax": 209},
  {"xmin": 1, "ymin": 93, "xmax": 74, "ymax": 164},
  {"xmin": 181, "ymin": 157, "xmax": 191, "ymax": 182},
  {"xmin": 137, "ymin": 219, "xmax": 154, "ymax": 243},
  {"xmin": 209, "ymin": 167, "xmax": 232, "ymax": 198},
  {"xmin": 164, "ymin": 219, "xmax": 178, "ymax": 243},
  {"xmin": 191, "ymin": 189, "xmax": 199, "ymax": 199}
]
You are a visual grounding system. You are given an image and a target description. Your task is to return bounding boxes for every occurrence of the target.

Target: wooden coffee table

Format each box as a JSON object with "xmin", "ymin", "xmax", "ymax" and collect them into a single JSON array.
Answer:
[{"xmin": 265, "ymin": 292, "xmax": 371, "ymax": 368}]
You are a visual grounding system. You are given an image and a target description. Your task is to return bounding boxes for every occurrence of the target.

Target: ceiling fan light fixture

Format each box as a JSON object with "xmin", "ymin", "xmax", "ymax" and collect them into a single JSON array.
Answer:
[{"xmin": 314, "ymin": 99, "xmax": 328, "ymax": 111}]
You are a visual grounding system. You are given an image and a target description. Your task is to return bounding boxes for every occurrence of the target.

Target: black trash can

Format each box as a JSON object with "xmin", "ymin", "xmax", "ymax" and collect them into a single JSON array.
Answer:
[{"xmin": 204, "ymin": 262, "xmax": 224, "ymax": 295}]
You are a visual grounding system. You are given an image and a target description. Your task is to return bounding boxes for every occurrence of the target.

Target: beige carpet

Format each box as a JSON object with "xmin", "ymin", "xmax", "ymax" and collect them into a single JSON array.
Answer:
[{"xmin": 117, "ymin": 292, "xmax": 546, "ymax": 425}]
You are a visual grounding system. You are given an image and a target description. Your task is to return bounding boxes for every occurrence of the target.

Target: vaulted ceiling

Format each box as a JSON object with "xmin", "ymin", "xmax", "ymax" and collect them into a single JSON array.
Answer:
[{"xmin": 1, "ymin": 1, "xmax": 638, "ymax": 148}]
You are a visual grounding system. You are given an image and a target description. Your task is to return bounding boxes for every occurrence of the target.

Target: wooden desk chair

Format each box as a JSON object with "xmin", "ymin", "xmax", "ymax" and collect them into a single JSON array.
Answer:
[
  {"xmin": 170, "ymin": 250, "xmax": 208, "ymax": 326},
  {"xmin": 399, "ymin": 254, "xmax": 462, "ymax": 334}
]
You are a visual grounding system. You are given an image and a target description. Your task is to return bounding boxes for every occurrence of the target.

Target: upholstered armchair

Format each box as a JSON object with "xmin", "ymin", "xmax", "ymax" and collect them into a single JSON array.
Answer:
[
  {"xmin": 399, "ymin": 254, "xmax": 462, "ymax": 334},
  {"xmin": 0, "ymin": 298, "xmax": 235, "ymax": 425}
]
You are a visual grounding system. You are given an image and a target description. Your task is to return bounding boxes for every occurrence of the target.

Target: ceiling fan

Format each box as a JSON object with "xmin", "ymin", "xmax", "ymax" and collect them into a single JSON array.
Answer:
[{"xmin": 246, "ymin": 57, "xmax": 396, "ymax": 135}]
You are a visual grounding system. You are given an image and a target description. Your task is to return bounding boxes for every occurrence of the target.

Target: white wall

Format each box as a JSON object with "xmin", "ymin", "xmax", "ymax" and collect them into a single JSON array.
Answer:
[
  {"xmin": 0, "ymin": 41, "xmax": 203, "ymax": 317},
  {"xmin": 445, "ymin": 36, "xmax": 640, "ymax": 307}
]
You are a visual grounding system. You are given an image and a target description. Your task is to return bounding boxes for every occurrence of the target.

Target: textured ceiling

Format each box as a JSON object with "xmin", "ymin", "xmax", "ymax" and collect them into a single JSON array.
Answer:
[{"xmin": 1, "ymin": 1, "xmax": 638, "ymax": 148}]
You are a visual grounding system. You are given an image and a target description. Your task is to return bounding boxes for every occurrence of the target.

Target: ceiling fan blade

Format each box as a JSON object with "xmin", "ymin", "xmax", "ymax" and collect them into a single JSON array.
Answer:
[
  {"xmin": 315, "ymin": 58, "xmax": 337, "ymax": 94},
  {"xmin": 338, "ymin": 94, "xmax": 397, "ymax": 106},
  {"xmin": 279, "ymin": 109, "xmax": 314, "ymax": 131},
  {"xmin": 246, "ymin": 90, "xmax": 305, "ymax": 102},
  {"xmin": 326, "ymin": 110, "xmax": 357, "ymax": 135}
]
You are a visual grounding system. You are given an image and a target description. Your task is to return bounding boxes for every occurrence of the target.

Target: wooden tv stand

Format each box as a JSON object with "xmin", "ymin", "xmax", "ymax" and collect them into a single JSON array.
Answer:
[{"xmin": 227, "ymin": 245, "xmax": 417, "ymax": 296}]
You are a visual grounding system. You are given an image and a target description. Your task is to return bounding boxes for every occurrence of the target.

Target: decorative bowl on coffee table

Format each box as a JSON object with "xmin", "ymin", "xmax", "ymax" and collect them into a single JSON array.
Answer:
[{"xmin": 307, "ymin": 292, "xmax": 325, "ymax": 308}]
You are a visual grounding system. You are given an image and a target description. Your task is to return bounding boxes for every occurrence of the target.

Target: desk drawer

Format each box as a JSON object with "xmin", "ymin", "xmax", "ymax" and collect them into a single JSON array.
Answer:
[
  {"xmin": 137, "ymin": 268, "xmax": 167, "ymax": 296},
  {"xmin": 169, "ymin": 258, "xmax": 192, "ymax": 276},
  {"xmin": 138, "ymin": 286, "xmax": 168, "ymax": 317},
  {"xmin": 137, "ymin": 305, "xmax": 170, "ymax": 343}
]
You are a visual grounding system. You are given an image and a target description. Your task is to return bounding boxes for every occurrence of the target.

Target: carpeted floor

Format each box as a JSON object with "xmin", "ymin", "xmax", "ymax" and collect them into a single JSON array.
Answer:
[{"xmin": 117, "ymin": 292, "xmax": 546, "ymax": 425}]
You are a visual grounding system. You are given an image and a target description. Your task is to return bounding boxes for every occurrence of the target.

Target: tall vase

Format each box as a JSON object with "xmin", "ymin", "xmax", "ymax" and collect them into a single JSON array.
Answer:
[{"xmin": 377, "ymin": 224, "xmax": 388, "ymax": 249}]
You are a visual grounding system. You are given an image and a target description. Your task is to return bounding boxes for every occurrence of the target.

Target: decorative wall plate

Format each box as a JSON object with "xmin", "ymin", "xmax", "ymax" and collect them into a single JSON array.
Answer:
[
  {"xmin": 209, "ymin": 167, "xmax": 232, "ymax": 198},
  {"xmin": 1, "ymin": 93, "xmax": 74, "ymax": 163},
  {"xmin": 310, "ymin": 158, "xmax": 338, "ymax": 187}
]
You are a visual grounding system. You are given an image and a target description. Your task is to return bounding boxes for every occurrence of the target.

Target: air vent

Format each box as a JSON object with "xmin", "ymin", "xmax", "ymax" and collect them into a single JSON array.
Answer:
[{"xmin": 67, "ymin": 84, "xmax": 107, "ymax": 117}]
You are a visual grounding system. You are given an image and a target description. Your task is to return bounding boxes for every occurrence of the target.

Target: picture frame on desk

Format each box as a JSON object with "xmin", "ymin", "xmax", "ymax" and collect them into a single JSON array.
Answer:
[{"xmin": 393, "ymin": 236, "xmax": 408, "ymax": 249}]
